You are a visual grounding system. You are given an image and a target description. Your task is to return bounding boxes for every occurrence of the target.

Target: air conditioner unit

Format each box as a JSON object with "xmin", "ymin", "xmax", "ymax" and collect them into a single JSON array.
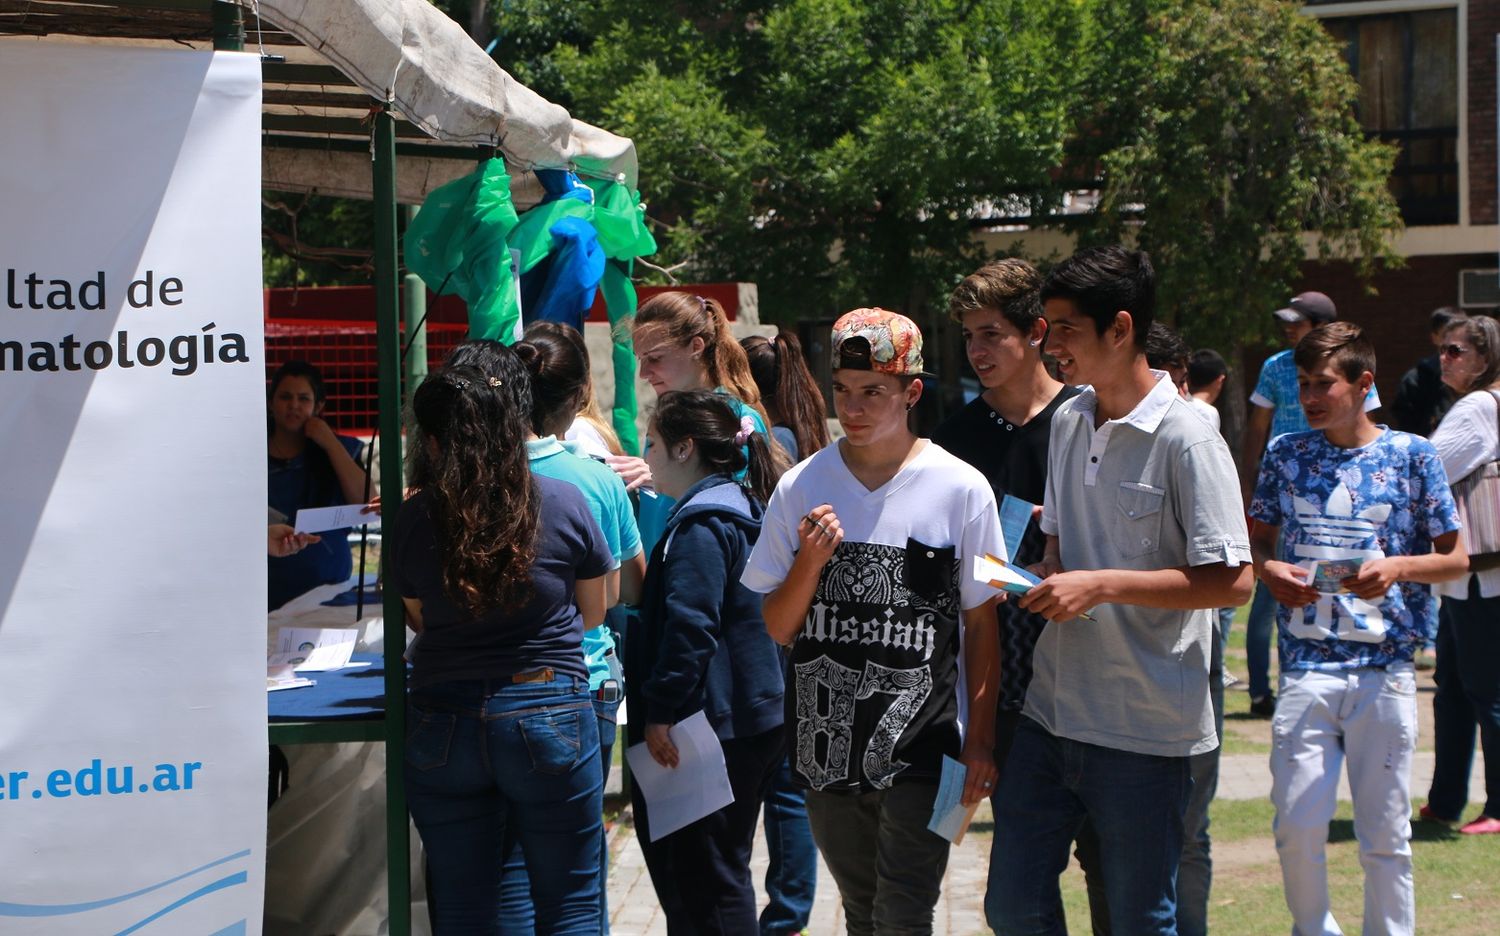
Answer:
[{"xmin": 1460, "ymin": 269, "xmax": 1500, "ymax": 308}]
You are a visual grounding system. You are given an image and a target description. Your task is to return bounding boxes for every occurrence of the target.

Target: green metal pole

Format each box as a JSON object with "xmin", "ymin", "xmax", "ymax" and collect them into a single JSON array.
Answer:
[
  {"xmin": 374, "ymin": 103, "xmax": 411, "ymax": 936},
  {"xmin": 210, "ymin": 1, "xmax": 244, "ymax": 51},
  {"xmin": 402, "ymin": 205, "xmax": 428, "ymax": 408}
]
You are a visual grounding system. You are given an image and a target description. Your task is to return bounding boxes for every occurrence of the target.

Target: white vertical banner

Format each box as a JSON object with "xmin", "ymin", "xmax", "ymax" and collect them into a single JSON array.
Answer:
[{"xmin": 0, "ymin": 42, "xmax": 267, "ymax": 935}]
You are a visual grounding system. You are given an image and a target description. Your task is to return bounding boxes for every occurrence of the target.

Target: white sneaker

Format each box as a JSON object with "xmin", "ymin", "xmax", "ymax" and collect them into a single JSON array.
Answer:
[{"xmin": 1222, "ymin": 671, "xmax": 1243, "ymax": 688}]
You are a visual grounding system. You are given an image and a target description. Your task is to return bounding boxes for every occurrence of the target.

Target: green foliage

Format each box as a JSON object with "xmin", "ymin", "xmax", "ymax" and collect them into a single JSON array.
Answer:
[
  {"xmin": 262, "ymin": 194, "xmax": 375, "ymax": 288},
  {"xmin": 1071, "ymin": 0, "xmax": 1403, "ymax": 352},
  {"xmin": 540, "ymin": 0, "xmax": 1087, "ymax": 324},
  {"xmin": 265, "ymin": 0, "xmax": 1402, "ymax": 355}
]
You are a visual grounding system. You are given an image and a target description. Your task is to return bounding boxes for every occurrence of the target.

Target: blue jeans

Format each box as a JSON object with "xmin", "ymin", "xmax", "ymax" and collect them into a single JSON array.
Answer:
[
  {"xmin": 1216, "ymin": 606, "xmax": 1235, "ymax": 647},
  {"xmin": 496, "ymin": 696, "xmax": 620, "ymax": 935},
  {"xmin": 1178, "ymin": 614, "xmax": 1225, "ymax": 936},
  {"xmin": 406, "ymin": 675, "xmax": 603, "ymax": 935},
  {"xmin": 986, "ymin": 718, "xmax": 1191, "ymax": 935},
  {"xmin": 1076, "ymin": 613, "xmax": 1224, "ymax": 936},
  {"xmin": 1246, "ymin": 581, "xmax": 1277, "ymax": 700},
  {"xmin": 760, "ymin": 757, "xmax": 817, "ymax": 935},
  {"xmin": 1428, "ymin": 584, "xmax": 1500, "ymax": 819}
]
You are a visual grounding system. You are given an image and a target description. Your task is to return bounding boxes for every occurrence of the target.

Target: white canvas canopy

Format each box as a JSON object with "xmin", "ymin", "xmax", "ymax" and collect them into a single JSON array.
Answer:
[
  {"xmin": 255, "ymin": 0, "xmax": 636, "ymax": 182},
  {"xmin": 249, "ymin": 0, "xmax": 637, "ymax": 204},
  {"xmin": 0, "ymin": 0, "xmax": 638, "ymax": 205}
]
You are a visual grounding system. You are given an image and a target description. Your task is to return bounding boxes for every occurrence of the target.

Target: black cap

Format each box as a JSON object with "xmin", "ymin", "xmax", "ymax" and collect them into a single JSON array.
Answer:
[{"xmin": 1272, "ymin": 291, "xmax": 1336, "ymax": 325}]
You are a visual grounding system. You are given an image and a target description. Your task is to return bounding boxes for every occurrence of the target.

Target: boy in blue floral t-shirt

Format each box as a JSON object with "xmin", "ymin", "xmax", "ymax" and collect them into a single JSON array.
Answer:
[{"xmin": 1249, "ymin": 323, "xmax": 1465, "ymax": 936}]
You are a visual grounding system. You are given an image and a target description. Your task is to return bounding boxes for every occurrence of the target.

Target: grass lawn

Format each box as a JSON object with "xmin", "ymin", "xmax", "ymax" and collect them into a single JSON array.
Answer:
[
  {"xmin": 1041, "ymin": 797, "xmax": 1499, "ymax": 934},
  {"xmin": 1038, "ymin": 602, "xmax": 1497, "ymax": 933}
]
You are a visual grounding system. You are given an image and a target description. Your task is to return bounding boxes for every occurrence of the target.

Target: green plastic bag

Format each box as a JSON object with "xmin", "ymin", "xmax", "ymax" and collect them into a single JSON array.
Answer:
[
  {"xmin": 505, "ymin": 197, "xmax": 595, "ymax": 276},
  {"xmin": 402, "ymin": 159, "xmax": 523, "ymax": 342},
  {"xmin": 585, "ymin": 178, "xmax": 658, "ymax": 261},
  {"xmin": 600, "ymin": 260, "xmax": 641, "ymax": 455}
]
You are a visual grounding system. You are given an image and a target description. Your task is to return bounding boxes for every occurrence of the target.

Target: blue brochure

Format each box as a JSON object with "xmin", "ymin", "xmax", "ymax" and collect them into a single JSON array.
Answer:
[
  {"xmin": 999, "ymin": 494, "xmax": 1037, "ymax": 561},
  {"xmin": 927, "ymin": 755, "xmax": 981, "ymax": 844}
]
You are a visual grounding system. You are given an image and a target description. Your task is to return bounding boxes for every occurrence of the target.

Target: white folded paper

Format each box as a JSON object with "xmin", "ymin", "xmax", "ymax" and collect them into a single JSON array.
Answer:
[
  {"xmin": 273, "ymin": 627, "xmax": 358, "ymax": 672},
  {"xmin": 267, "ymin": 663, "xmax": 315, "ymax": 692},
  {"xmin": 624, "ymin": 710, "xmax": 734, "ymax": 842},
  {"xmin": 927, "ymin": 755, "xmax": 982, "ymax": 844},
  {"xmin": 293, "ymin": 503, "xmax": 374, "ymax": 534}
]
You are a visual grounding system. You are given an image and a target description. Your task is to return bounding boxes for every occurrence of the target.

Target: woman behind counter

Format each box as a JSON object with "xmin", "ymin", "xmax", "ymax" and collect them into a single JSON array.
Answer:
[{"xmin": 266, "ymin": 360, "xmax": 368, "ymax": 610}]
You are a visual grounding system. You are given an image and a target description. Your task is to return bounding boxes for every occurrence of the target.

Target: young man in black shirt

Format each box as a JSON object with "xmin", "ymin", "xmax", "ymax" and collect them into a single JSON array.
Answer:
[{"xmin": 933, "ymin": 259, "xmax": 1080, "ymax": 776}]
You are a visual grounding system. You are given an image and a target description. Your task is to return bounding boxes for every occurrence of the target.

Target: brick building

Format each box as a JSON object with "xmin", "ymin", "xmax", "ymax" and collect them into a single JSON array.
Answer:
[{"xmin": 1281, "ymin": 0, "xmax": 1496, "ymax": 405}]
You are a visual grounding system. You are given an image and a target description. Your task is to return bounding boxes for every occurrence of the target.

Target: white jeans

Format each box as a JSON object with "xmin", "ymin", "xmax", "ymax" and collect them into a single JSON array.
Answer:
[{"xmin": 1270, "ymin": 664, "xmax": 1418, "ymax": 936}]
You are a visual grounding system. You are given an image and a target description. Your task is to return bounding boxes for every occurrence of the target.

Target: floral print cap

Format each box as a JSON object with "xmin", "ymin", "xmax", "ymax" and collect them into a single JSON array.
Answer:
[{"xmin": 831, "ymin": 307, "xmax": 925, "ymax": 376}]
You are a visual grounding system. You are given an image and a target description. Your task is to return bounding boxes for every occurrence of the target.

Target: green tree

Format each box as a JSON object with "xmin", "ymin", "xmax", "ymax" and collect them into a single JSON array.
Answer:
[
  {"xmin": 1070, "ymin": 0, "xmax": 1402, "ymax": 353},
  {"xmin": 534, "ymin": 0, "xmax": 1086, "ymax": 326},
  {"xmin": 270, "ymin": 0, "xmax": 1402, "ymax": 419}
]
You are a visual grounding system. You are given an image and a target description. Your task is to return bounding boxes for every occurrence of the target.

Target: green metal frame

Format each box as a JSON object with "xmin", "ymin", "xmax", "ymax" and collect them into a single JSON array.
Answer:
[
  {"xmin": 268, "ymin": 719, "xmax": 388, "ymax": 745},
  {"xmin": 372, "ymin": 99, "xmax": 412, "ymax": 936}
]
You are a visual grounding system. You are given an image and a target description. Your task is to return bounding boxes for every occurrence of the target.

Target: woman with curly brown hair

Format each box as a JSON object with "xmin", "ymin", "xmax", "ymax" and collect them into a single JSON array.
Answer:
[{"xmin": 389, "ymin": 344, "xmax": 613, "ymax": 934}]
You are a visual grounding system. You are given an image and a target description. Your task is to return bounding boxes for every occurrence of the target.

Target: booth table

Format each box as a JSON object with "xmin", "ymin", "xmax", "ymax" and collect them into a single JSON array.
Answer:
[
  {"xmin": 264, "ymin": 581, "xmax": 429, "ymax": 936},
  {"xmin": 268, "ymin": 652, "xmax": 389, "ymax": 743}
]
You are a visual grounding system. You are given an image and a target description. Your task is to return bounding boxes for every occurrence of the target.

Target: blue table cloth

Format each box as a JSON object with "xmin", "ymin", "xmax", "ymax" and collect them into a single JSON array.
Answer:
[{"xmin": 267, "ymin": 652, "xmax": 389, "ymax": 722}]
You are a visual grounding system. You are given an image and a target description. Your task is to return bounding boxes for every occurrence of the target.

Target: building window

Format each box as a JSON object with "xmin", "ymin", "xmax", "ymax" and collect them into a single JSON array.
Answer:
[{"xmin": 1320, "ymin": 8, "xmax": 1459, "ymax": 226}]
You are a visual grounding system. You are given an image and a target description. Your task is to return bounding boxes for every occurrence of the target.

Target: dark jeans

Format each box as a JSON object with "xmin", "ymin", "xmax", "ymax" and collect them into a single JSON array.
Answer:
[
  {"xmin": 1246, "ymin": 580, "xmax": 1277, "ymax": 700},
  {"xmin": 1428, "ymin": 584, "xmax": 1500, "ymax": 819},
  {"xmin": 497, "ymin": 696, "xmax": 621, "ymax": 935},
  {"xmin": 406, "ymin": 675, "xmax": 603, "ymax": 935},
  {"xmin": 633, "ymin": 726, "xmax": 785, "ymax": 935},
  {"xmin": 760, "ymin": 757, "xmax": 818, "ymax": 935},
  {"xmin": 1077, "ymin": 615, "xmax": 1225, "ymax": 936},
  {"xmin": 986, "ymin": 718, "xmax": 1191, "ymax": 936},
  {"xmin": 805, "ymin": 780, "xmax": 950, "ymax": 936}
]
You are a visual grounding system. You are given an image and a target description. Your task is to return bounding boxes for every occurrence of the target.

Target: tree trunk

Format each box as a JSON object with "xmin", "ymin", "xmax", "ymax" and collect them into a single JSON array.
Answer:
[{"xmin": 1222, "ymin": 338, "xmax": 1248, "ymax": 473}]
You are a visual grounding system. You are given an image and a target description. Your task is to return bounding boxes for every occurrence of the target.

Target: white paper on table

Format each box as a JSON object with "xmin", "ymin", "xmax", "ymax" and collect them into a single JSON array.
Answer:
[
  {"xmin": 293, "ymin": 503, "xmax": 374, "ymax": 534},
  {"xmin": 267, "ymin": 663, "xmax": 316, "ymax": 692},
  {"xmin": 275, "ymin": 627, "xmax": 358, "ymax": 671},
  {"xmin": 624, "ymin": 710, "xmax": 734, "ymax": 842}
]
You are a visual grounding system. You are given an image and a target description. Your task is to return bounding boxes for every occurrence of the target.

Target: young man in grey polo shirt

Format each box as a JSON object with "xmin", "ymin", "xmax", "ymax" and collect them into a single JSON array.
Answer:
[{"xmin": 984, "ymin": 247, "xmax": 1252, "ymax": 936}]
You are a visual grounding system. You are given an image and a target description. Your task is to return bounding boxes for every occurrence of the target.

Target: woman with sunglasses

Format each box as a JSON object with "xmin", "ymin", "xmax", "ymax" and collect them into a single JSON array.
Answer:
[{"xmin": 1422, "ymin": 315, "xmax": 1500, "ymax": 836}]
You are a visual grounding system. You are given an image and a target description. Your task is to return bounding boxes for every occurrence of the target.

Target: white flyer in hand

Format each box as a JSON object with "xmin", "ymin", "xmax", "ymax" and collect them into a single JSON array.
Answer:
[
  {"xmin": 1304, "ymin": 557, "xmax": 1366, "ymax": 594},
  {"xmin": 625, "ymin": 710, "xmax": 734, "ymax": 842},
  {"xmin": 293, "ymin": 503, "xmax": 374, "ymax": 534}
]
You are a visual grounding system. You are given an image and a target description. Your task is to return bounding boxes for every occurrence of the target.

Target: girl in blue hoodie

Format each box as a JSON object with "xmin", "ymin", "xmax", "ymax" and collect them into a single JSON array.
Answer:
[{"xmin": 627, "ymin": 389, "xmax": 788, "ymax": 934}]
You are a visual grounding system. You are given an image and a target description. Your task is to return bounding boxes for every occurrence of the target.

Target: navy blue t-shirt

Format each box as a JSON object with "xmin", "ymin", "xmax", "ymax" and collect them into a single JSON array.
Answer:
[
  {"xmin": 268, "ymin": 434, "xmax": 364, "ymax": 610},
  {"xmin": 389, "ymin": 475, "xmax": 613, "ymax": 689}
]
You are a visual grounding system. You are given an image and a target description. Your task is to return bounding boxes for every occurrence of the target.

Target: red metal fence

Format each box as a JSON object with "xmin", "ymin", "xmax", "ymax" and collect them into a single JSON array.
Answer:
[{"xmin": 264, "ymin": 319, "xmax": 469, "ymax": 435}]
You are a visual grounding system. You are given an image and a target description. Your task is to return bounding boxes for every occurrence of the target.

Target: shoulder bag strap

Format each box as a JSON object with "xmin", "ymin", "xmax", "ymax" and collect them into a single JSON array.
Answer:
[{"xmin": 1490, "ymin": 390, "xmax": 1500, "ymax": 460}]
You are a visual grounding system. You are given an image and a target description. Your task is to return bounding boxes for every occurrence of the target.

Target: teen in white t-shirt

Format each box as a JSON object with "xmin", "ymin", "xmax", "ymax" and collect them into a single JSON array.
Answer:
[{"xmin": 742, "ymin": 308, "xmax": 1004, "ymax": 936}]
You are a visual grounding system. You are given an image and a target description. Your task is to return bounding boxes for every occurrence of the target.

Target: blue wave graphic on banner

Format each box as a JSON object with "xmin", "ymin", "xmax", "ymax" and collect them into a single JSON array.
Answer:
[
  {"xmin": 209, "ymin": 923, "xmax": 247, "ymax": 936},
  {"xmin": 113, "ymin": 873, "xmax": 246, "ymax": 936},
  {"xmin": 0, "ymin": 849, "xmax": 250, "ymax": 917}
]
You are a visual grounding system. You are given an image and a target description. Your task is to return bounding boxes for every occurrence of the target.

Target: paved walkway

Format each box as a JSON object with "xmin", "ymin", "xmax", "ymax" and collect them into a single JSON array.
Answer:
[
  {"xmin": 605, "ymin": 748, "xmax": 1485, "ymax": 935},
  {"xmin": 606, "ymin": 675, "xmax": 1488, "ymax": 930}
]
